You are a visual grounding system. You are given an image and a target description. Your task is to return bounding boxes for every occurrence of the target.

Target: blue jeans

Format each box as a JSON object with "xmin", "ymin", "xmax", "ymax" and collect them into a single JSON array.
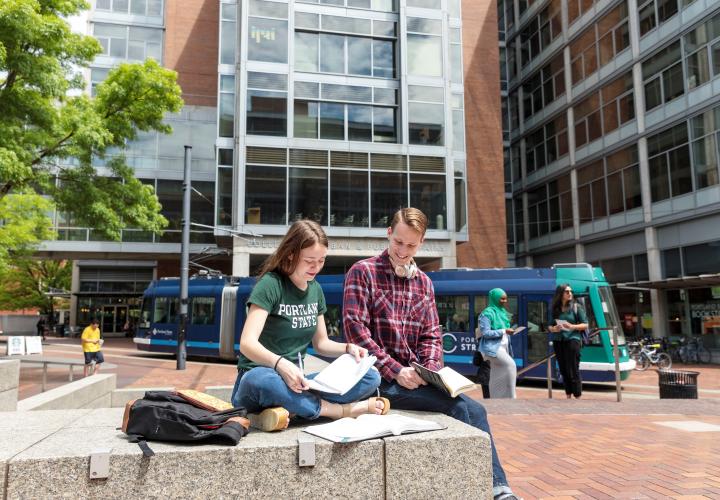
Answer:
[
  {"xmin": 379, "ymin": 380, "xmax": 509, "ymax": 490},
  {"xmin": 231, "ymin": 366, "xmax": 381, "ymax": 420}
]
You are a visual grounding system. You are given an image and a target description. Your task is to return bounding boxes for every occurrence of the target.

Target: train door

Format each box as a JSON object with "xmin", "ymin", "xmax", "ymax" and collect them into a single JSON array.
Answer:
[{"xmin": 521, "ymin": 294, "xmax": 553, "ymax": 377}]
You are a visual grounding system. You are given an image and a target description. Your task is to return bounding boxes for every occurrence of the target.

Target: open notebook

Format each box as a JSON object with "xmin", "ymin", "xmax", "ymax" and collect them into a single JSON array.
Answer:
[
  {"xmin": 303, "ymin": 414, "xmax": 445, "ymax": 443},
  {"xmin": 306, "ymin": 354, "xmax": 377, "ymax": 395}
]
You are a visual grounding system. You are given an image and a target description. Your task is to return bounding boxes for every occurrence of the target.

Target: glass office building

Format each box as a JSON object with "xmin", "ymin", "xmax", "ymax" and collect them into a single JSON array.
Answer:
[
  {"xmin": 500, "ymin": 0, "xmax": 720, "ymax": 347},
  {"xmin": 216, "ymin": 0, "xmax": 470, "ymax": 276}
]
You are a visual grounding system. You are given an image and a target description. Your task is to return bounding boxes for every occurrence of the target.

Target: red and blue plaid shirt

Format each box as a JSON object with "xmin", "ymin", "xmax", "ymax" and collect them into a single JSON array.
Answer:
[{"xmin": 343, "ymin": 250, "xmax": 443, "ymax": 381}]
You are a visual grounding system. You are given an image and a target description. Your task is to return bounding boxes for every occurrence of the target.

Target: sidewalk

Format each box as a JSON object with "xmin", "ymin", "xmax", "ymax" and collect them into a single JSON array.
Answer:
[{"xmin": 9, "ymin": 337, "xmax": 720, "ymax": 499}]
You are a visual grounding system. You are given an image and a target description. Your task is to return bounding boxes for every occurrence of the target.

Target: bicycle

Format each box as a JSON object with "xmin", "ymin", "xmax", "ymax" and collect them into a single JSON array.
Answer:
[
  {"xmin": 634, "ymin": 343, "xmax": 672, "ymax": 371},
  {"xmin": 678, "ymin": 336, "xmax": 712, "ymax": 364}
]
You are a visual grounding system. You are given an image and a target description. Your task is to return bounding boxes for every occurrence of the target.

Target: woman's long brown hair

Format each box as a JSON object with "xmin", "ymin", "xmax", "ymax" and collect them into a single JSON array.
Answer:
[{"xmin": 257, "ymin": 220, "xmax": 328, "ymax": 278}]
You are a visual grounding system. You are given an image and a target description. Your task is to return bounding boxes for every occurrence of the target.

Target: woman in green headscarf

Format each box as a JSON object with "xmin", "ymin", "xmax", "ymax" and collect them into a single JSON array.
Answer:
[{"xmin": 477, "ymin": 288, "xmax": 517, "ymax": 398}]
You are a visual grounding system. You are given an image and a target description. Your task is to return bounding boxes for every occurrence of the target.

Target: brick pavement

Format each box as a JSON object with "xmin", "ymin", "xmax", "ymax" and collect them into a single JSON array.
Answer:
[{"xmin": 8, "ymin": 337, "xmax": 720, "ymax": 499}]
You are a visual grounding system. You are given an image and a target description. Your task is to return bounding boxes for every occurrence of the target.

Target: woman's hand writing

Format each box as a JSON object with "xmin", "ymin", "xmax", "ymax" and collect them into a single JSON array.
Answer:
[{"xmin": 276, "ymin": 358, "xmax": 309, "ymax": 393}]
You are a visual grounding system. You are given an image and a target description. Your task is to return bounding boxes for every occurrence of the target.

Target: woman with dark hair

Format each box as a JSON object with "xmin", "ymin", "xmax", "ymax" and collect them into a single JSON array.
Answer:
[
  {"xmin": 230, "ymin": 220, "xmax": 388, "ymax": 431},
  {"xmin": 549, "ymin": 284, "xmax": 588, "ymax": 399}
]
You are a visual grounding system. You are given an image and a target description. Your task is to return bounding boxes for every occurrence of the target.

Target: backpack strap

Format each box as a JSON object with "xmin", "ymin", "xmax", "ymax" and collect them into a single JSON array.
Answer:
[{"xmin": 127, "ymin": 434, "xmax": 156, "ymax": 457}]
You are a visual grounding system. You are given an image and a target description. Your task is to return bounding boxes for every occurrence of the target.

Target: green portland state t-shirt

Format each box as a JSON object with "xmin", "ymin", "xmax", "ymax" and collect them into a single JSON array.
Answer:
[{"xmin": 237, "ymin": 272, "xmax": 327, "ymax": 370}]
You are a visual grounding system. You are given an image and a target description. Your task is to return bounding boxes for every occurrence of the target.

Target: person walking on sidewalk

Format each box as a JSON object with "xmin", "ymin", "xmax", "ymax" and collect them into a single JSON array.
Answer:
[
  {"xmin": 343, "ymin": 207, "xmax": 521, "ymax": 500},
  {"xmin": 548, "ymin": 284, "xmax": 588, "ymax": 399},
  {"xmin": 477, "ymin": 288, "xmax": 517, "ymax": 399},
  {"xmin": 230, "ymin": 220, "xmax": 388, "ymax": 432},
  {"xmin": 81, "ymin": 318, "xmax": 104, "ymax": 376}
]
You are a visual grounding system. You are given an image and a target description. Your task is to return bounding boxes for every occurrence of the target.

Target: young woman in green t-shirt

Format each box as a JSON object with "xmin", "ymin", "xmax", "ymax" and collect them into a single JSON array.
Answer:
[
  {"xmin": 230, "ymin": 220, "xmax": 389, "ymax": 431},
  {"xmin": 548, "ymin": 284, "xmax": 589, "ymax": 399}
]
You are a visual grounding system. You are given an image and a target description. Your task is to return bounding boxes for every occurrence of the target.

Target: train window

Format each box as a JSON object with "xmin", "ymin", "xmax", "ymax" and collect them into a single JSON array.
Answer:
[
  {"xmin": 436, "ymin": 295, "xmax": 470, "ymax": 332},
  {"xmin": 575, "ymin": 295, "xmax": 601, "ymax": 346},
  {"xmin": 527, "ymin": 300, "xmax": 549, "ymax": 362},
  {"xmin": 139, "ymin": 298, "xmax": 152, "ymax": 328},
  {"xmin": 473, "ymin": 295, "xmax": 518, "ymax": 325},
  {"xmin": 324, "ymin": 304, "xmax": 343, "ymax": 340},
  {"xmin": 153, "ymin": 297, "xmax": 179, "ymax": 324},
  {"xmin": 598, "ymin": 287, "xmax": 626, "ymax": 345},
  {"xmin": 191, "ymin": 297, "xmax": 216, "ymax": 325}
]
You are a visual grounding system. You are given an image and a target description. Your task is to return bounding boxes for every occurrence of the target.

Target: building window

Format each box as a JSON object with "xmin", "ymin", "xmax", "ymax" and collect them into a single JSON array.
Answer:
[
  {"xmin": 452, "ymin": 93, "xmax": 465, "ymax": 152},
  {"xmin": 408, "ymin": 86, "xmax": 444, "ymax": 146},
  {"xmin": 574, "ymin": 71, "xmax": 634, "ymax": 148},
  {"xmin": 450, "ymin": 28, "xmax": 463, "ymax": 84},
  {"xmin": 218, "ymin": 75, "xmax": 235, "ymax": 138},
  {"xmin": 407, "ymin": 17, "xmax": 442, "ymax": 78},
  {"xmin": 690, "ymin": 107, "xmax": 720, "ymax": 189},
  {"xmin": 217, "ymin": 148, "xmax": 233, "ymax": 227},
  {"xmin": 648, "ymin": 122, "xmax": 691, "ymax": 202},
  {"xmin": 568, "ymin": 0, "xmax": 598, "ymax": 24},
  {"xmin": 519, "ymin": 0, "xmax": 561, "ymax": 68},
  {"xmin": 330, "ymin": 170, "xmax": 369, "ymax": 227},
  {"xmin": 638, "ymin": 0, "xmax": 697, "ymax": 37},
  {"xmin": 93, "ymin": 23, "xmax": 163, "ymax": 62},
  {"xmin": 220, "ymin": 3, "xmax": 237, "ymax": 65},
  {"xmin": 410, "ymin": 173, "xmax": 446, "ymax": 230},
  {"xmin": 525, "ymin": 113, "xmax": 568, "ymax": 173},
  {"xmin": 606, "ymin": 145, "xmax": 641, "ymax": 214},
  {"xmin": 642, "ymin": 41, "xmax": 683, "ymax": 111},
  {"xmin": 289, "ymin": 168, "xmax": 328, "ymax": 224},
  {"xmin": 245, "ymin": 164, "xmax": 287, "ymax": 225},
  {"xmin": 577, "ymin": 160, "xmax": 606, "ymax": 223},
  {"xmin": 95, "ymin": 0, "xmax": 163, "ymax": 16},
  {"xmin": 522, "ymin": 53, "xmax": 565, "ymax": 120},
  {"xmin": 371, "ymin": 171, "xmax": 407, "ymax": 227},
  {"xmin": 294, "ymin": 15, "xmax": 396, "ymax": 78},
  {"xmin": 248, "ymin": 0, "xmax": 288, "ymax": 63},
  {"xmin": 569, "ymin": 2, "xmax": 629, "ymax": 84},
  {"xmin": 246, "ymin": 72, "xmax": 287, "ymax": 137},
  {"xmin": 90, "ymin": 67, "xmax": 110, "ymax": 96},
  {"xmin": 296, "ymin": 0, "xmax": 397, "ymax": 11},
  {"xmin": 527, "ymin": 185, "xmax": 549, "ymax": 238}
]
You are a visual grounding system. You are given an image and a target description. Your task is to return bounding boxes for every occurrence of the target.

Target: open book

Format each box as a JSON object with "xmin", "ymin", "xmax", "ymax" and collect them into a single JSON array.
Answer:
[
  {"xmin": 509, "ymin": 326, "xmax": 526, "ymax": 335},
  {"xmin": 306, "ymin": 354, "xmax": 377, "ymax": 395},
  {"xmin": 303, "ymin": 413, "xmax": 445, "ymax": 443},
  {"xmin": 411, "ymin": 362, "xmax": 476, "ymax": 398}
]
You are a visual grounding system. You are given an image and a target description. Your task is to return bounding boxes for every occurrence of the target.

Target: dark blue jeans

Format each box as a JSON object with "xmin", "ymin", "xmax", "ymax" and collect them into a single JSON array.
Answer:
[{"xmin": 379, "ymin": 380, "xmax": 509, "ymax": 490}]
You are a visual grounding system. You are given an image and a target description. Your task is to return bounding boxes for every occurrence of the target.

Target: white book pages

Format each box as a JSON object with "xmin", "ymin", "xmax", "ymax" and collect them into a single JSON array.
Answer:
[
  {"xmin": 306, "ymin": 354, "xmax": 377, "ymax": 395},
  {"xmin": 303, "ymin": 414, "xmax": 445, "ymax": 443}
]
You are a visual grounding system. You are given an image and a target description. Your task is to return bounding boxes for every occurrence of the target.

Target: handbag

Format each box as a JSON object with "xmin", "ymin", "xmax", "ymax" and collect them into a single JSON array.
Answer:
[{"xmin": 573, "ymin": 302, "xmax": 592, "ymax": 345}]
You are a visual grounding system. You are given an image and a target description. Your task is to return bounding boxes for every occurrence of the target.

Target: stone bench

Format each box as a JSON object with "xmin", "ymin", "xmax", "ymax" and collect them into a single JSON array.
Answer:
[
  {"xmin": 0, "ymin": 407, "xmax": 492, "ymax": 499},
  {"xmin": 0, "ymin": 359, "xmax": 19, "ymax": 411},
  {"xmin": 17, "ymin": 374, "xmax": 117, "ymax": 411}
]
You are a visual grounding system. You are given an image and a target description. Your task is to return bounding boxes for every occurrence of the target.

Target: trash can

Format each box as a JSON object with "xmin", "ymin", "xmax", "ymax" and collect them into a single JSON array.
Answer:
[{"xmin": 657, "ymin": 369, "xmax": 699, "ymax": 399}]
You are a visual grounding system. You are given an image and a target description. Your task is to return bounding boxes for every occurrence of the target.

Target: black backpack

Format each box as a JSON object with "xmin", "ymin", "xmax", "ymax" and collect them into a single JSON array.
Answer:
[{"xmin": 121, "ymin": 391, "xmax": 250, "ymax": 456}]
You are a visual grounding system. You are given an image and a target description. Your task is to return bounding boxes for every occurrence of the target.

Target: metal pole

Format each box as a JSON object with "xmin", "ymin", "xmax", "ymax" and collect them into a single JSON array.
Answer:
[
  {"xmin": 177, "ymin": 146, "xmax": 191, "ymax": 370},
  {"xmin": 547, "ymin": 340, "xmax": 553, "ymax": 399},
  {"xmin": 612, "ymin": 326, "xmax": 622, "ymax": 402}
]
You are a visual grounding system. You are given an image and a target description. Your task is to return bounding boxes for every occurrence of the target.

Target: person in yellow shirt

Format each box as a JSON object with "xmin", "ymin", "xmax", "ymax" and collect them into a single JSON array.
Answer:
[{"xmin": 81, "ymin": 318, "xmax": 104, "ymax": 376}]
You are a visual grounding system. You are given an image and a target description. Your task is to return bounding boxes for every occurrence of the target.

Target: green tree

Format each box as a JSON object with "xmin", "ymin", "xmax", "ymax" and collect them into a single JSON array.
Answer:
[
  {"xmin": 0, "ymin": 258, "xmax": 72, "ymax": 325},
  {"xmin": 0, "ymin": 0, "xmax": 183, "ymax": 268}
]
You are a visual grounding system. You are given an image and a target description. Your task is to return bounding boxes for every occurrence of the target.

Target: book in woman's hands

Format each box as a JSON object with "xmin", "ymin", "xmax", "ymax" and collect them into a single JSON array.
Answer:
[
  {"xmin": 303, "ymin": 413, "xmax": 445, "ymax": 443},
  {"xmin": 305, "ymin": 353, "xmax": 377, "ymax": 395},
  {"xmin": 411, "ymin": 362, "xmax": 476, "ymax": 398}
]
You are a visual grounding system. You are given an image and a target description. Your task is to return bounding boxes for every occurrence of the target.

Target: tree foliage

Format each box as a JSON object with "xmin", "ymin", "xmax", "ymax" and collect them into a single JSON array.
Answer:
[
  {"xmin": 0, "ymin": 258, "xmax": 72, "ymax": 316},
  {"xmin": 0, "ymin": 0, "xmax": 184, "ymax": 266}
]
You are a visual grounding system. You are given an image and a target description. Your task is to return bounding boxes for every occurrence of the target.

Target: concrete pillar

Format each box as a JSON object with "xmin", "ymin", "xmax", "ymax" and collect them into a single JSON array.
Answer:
[
  {"xmin": 645, "ymin": 226, "xmax": 668, "ymax": 337},
  {"xmin": 575, "ymin": 242, "xmax": 585, "ymax": 263},
  {"xmin": 232, "ymin": 250, "xmax": 250, "ymax": 277},
  {"xmin": 70, "ymin": 261, "xmax": 80, "ymax": 327}
]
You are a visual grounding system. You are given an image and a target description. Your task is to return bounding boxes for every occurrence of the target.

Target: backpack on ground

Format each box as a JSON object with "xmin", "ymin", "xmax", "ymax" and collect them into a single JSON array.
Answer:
[{"xmin": 121, "ymin": 390, "xmax": 250, "ymax": 456}]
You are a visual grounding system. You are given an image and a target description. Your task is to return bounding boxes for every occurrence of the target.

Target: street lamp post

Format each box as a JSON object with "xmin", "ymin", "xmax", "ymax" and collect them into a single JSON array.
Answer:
[{"xmin": 178, "ymin": 146, "xmax": 191, "ymax": 370}]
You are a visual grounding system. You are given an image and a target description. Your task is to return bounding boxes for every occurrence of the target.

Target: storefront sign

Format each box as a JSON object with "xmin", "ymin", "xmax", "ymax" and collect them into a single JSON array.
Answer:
[{"xmin": 6, "ymin": 336, "xmax": 25, "ymax": 356}]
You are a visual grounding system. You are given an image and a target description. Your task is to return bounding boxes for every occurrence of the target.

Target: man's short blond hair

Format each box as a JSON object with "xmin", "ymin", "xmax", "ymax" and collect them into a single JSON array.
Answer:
[{"xmin": 390, "ymin": 208, "xmax": 428, "ymax": 236}]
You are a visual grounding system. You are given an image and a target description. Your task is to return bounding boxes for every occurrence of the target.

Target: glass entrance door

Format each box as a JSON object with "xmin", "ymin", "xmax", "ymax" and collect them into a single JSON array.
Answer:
[{"xmin": 101, "ymin": 305, "xmax": 129, "ymax": 334}]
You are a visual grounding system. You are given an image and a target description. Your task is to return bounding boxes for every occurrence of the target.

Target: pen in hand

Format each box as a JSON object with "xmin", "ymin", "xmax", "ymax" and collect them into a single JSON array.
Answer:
[{"xmin": 298, "ymin": 352, "xmax": 309, "ymax": 389}]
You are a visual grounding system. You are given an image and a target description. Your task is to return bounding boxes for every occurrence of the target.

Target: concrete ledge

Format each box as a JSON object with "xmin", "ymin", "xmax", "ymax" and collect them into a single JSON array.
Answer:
[
  {"xmin": 0, "ymin": 359, "xmax": 20, "ymax": 411},
  {"xmin": 2, "ymin": 408, "xmax": 491, "ymax": 499},
  {"xmin": 110, "ymin": 387, "xmax": 175, "ymax": 408},
  {"xmin": 203, "ymin": 385, "xmax": 233, "ymax": 402},
  {"xmin": 17, "ymin": 374, "xmax": 116, "ymax": 411}
]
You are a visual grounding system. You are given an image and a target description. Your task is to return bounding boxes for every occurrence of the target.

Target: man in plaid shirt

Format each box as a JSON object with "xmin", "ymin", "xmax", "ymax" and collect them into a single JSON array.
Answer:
[{"xmin": 343, "ymin": 208, "xmax": 519, "ymax": 500}]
